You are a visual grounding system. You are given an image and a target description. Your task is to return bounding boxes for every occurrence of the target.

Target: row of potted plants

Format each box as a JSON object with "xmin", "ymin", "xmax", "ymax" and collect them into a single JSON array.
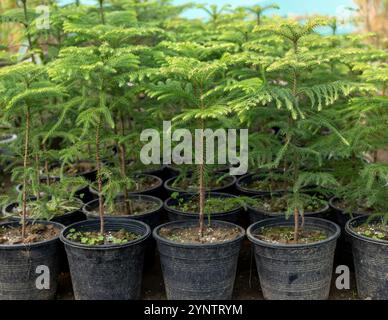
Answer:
[
  {"xmin": 0, "ymin": 156, "xmax": 386, "ymax": 299},
  {"xmin": 0, "ymin": 0, "xmax": 387, "ymax": 300}
]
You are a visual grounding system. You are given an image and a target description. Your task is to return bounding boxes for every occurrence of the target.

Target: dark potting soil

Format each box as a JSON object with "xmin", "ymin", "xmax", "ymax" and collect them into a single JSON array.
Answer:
[
  {"xmin": 251, "ymin": 195, "xmax": 327, "ymax": 213},
  {"xmin": 0, "ymin": 223, "xmax": 60, "ymax": 245},
  {"xmin": 170, "ymin": 195, "xmax": 239, "ymax": 214},
  {"xmin": 127, "ymin": 175, "xmax": 160, "ymax": 192},
  {"xmin": 333, "ymin": 198, "xmax": 375, "ymax": 213},
  {"xmin": 49, "ymin": 162, "xmax": 96, "ymax": 176},
  {"xmin": 253, "ymin": 226, "xmax": 328, "ymax": 244},
  {"xmin": 158, "ymin": 225, "xmax": 241, "ymax": 244},
  {"xmin": 10, "ymin": 199, "xmax": 80, "ymax": 219},
  {"xmin": 242, "ymin": 177, "xmax": 286, "ymax": 192},
  {"xmin": 91, "ymin": 199, "xmax": 159, "ymax": 216},
  {"xmin": 66, "ymin": 228, "xmax": 140, "ymax": 245},
  {"xmin": 171, "ymin": 175, "xmax": 233, "ymax": 191},
  {"xmin": 353, "ymin": 223, "xmax": 388, "ymax": 241},
  {"xmin": 92, "ymin": 175, "xmax": 159, "ymax": 193}
]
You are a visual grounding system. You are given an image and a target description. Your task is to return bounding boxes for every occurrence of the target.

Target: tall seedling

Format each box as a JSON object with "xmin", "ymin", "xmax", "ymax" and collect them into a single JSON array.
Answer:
[
  {"xmin": 0, "ymin": 63, "xmax": 64, "ymax": 238},
  {"xmin": 227, "ymin": 18, "xmax": 367, "ymax": 241},
  {"xmin": 147, "ymin": 43, "xmax": 233, "ymax": 237},
  {"xmin": 48, "ymin": 6, "xmax": 142, "ymax": 234}
]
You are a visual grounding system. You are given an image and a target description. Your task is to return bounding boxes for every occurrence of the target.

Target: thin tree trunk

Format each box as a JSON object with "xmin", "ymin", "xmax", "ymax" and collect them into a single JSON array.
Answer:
[
  {"xmin": 198, "ymin": 114, "xmax": 205, "ymax": 239},
  {"xmin": 293, "ymin": 207, "xmax": 299, "ymax": 242},
  {"xmin": 96, "ymin": 116, "xmax": 104, "ymax": 235},
  {"xmin": 35, "ymin": 152, "xmax": 40, "ymax": 200},
  {"xmin": 119, "ymin": 112, "xmax": 131, "ymax": 215},
  {"xmin": 292, "ymin": 41, "xmax": 299, "ymax": 242},
  {"xmin": 22, "ymin": 106, "xmax": 31, "ymax": 239},
  {"xmin": 21, "ymin": 0, "xmax": 36, "ymax": 64},
  {"xmin": 99, "ymin": 0, "xmax": 105, "ymax": 24},
  {"xmin": 43, "ymin": 142, "xmax": 50, "ymax": 186}
]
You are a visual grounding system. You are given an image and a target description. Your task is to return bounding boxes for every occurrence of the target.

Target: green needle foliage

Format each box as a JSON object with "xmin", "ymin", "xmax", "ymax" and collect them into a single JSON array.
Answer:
[{"xmin": 0, "ymin": 1, "xmax": 387, "ymax": 242}]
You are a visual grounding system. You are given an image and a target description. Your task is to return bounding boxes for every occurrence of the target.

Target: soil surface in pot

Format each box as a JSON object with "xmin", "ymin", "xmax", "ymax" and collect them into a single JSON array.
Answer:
[
  {"xmin": 49, "ymin": 162, "xmax": 96, "ymax": 176},
  {"xmin": 241, "ymin": 176, "xmax": 287, "ymax": 192},
  {"xmin": 170, "ymin": 195, "xmax": 239, "ymax": 214},
  {"xmin": 332, "ymin": 198, "xmax": 375, "ymax": 214},
  {"xmin": 0, "ymin": 223, "xmax": 60, "ymax": 245},
  {"xmin": 8, "ymin": 199, "xmax": 81, "ymax": 220},
  {"xmin": 251, "ymin": 195, "xmax": 327, "ymax": 213},
  {"xmin": 170, "ymin": 175, "xmax": 233, "ymax": 191},
  {"xmin": 91, "ymin": 199, "xmax": 159, "ymax": 216},
  {"xmin": 0, "ymin": 173, "xmax": 14, "ymax": 196},
  {"xmin": 252, "ymin": 226, "xmax": 328, "ymax": 244},
  {"xmin": 66, "ymin": 228, "xmax": 140, "ymax": 245},
  {"xmin": 92, "ymin": 175, "xmax": 159, "ymax": 193},
  {"xmin": 353, "ymin": 222, "xmax": 388, "ymax": 241},
  {"xmin": 158, "ymin": 225, "xmax": 241, "ymax": 244}
]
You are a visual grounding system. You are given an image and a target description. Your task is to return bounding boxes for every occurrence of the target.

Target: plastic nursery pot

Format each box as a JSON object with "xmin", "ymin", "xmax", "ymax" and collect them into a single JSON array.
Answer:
[
  {"xmin": 15, "ymin": 176, "xmax": 61, "ymax": 195},
  {"xmin": 74, "ymin": 185, "xmax": 98, "ymax": 204},
  {"xmin": 329, "ymin": 196, "xmax": 371, "ymax": 268},
  {"xmin": 89, "ymin": 174, "xmax": 163, "ymax": 198},
  {"xmin": 164, "ymin": 192, "xmax": 242, "ymax": 225},
  {"xmin": 247, "ymin": 194, "xmax": 330, "ymax": 225},
  {"xmin": 83, "ymin": 194, "xmax": 163, "ymax": 229},
  {"xmin": 83, "ymin": 195, "xmax": 163, "ymax": 267},
  {"xmin": 329, "ymin": 197, "xmax": 371, "ymax": 229},
  {"xmin": 0, "ymin": 220, "xmax": 64, "ymax": 300},
  {"xmin": 236, "ymin": 173, "xmax": 288, "ymax": 196},
  {"xmin": 153, "ymin": 220, "xmax": 245, "ymax": 300},
  {"xmin": 60, "ymin": 219, "xmax": 151, "ymax": 300},
  {"xmin": 247, "ymin": 217, "xmax": 340, "ymax": 300},
  {"xmin": 2, "ymin": 197, "xmax": 86, "ymax": 227},
  {"xmin": 0, "ymin": 133, "xmax": 17, "ymax": 145},
  {"xmin": 163, "ymin": 165, "xmax": 180, "ymax": 180},
  {"xmin": 56, "ymin": 160, "xmax": 98, "ymax": 182},
  {"xmin": 140, "ymin": 165, "xmax": 167, "ymax": 181},
  {"xmin": 164, "ymin": 174, "xmax": 237, "ymax": 197},
  {"xmin": 214, "ymin": 163, "xmax": 245, "ymax": 177},
  {"xmin": 345, "ymin": 216, "xmax": 388, "ymax": 300}
]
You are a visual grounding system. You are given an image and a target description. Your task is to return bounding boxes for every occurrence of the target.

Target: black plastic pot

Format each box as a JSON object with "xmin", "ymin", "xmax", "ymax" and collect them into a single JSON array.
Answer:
[
  {"xmin": 163, "ymin": 165, "xmax": 180, "ymax": 180},
  {"xmin": 247, "ymin": 195, "xmax": 330, "ymax": 225},
  {"xmin": 74, "ymin": 185, "xmax": 97, "ymax": 204},
  {"xmin": 247, "ymin": 217, "xmax": 340, "ymax": 300},
  {"xmin": 15, "ymin": 176, "xmax": 61, "ymax": 195},
  {"xmin": 140, "ymin": 165, "xmax": 167, "ymax": 181},
  {"xmin": 0, "ymin": 134, "xmax": 17, "ymax": 170},
  {"xmin": 0, "ymin": 220, "xmax": 64, "ymax": 300},
  {"xmin": 236, "ymin": 173, "xmax": 287, "ymax": 196},
  {"xmin": 83, "ymin": 195, "xmax": 163, "ymax": 267},
  {"xmin": 153, "ymin": 220, "xmax": 245, "ymax": 300},
  {"xmin": 346, "ymin": 216, "xmax": 388, "ymax": 300},
  {"xmin": 58, "ymin": 160, "xmax": 98, "ymax": 182},
  {"xmin": 82, "ymin": 194, "xmax": 163, "ymax": 229},
  {"xmin": 164, "ymin": 192, "xmax": 242, "ymax": 225},
  {"xmin": 329, "ymin": 197, "xmax": 370, "ymax": 228},
  {"xmin": 89, "ymin": 174, "xmax": 163, "ymax": 199},
  {"xmin": 164, "ymin": 174, "xmax": 237, "ymax": 197},
  {"xmin": 214, "ymin": 163, "xmax": 245, "ymax": 178},
  {"xmin": 329, "ymin": 197, "xmax": 370, "ymax": 268},
  {"xmin": 60, "ymin": 219, "xmax": 150, "ymax": 300},
  {"xmin": 2, "ymin": 198, "xmax": 86, "ymax": 226},
  {"xmin": 0, "ymin": 134, "xmax": 17, "ymax": 145}
]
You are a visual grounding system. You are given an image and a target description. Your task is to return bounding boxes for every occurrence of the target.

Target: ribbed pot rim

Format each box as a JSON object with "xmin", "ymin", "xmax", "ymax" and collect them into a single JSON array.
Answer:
[
  {"xmin": 82, "ymin": 194, "xmax": 163, "ymax": 218},
  {"xmin": 247, "ymin": 217, "xmax": 340, "ymax": 249},
  {"xmin": 345, "ymin": 215, "xmax": 388, "ymax": 246},
  {"xmin": 153, "ymin": 219, "xmax": 245, "ymax": 249},
  {"xmin": 0, "ymin": 220, "xmax": 64, "ymax": 249},
  {"xmin": 60, "ymin": 219, "xmax": 151, "ymax": 250}
]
